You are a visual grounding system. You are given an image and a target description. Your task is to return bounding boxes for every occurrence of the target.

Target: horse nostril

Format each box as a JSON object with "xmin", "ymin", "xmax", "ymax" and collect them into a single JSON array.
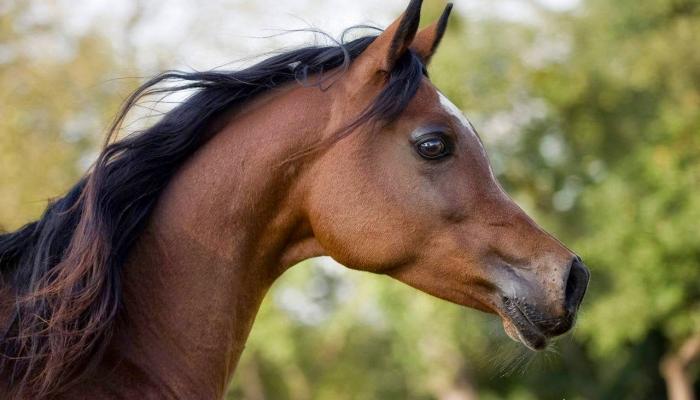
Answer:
[{"xmin": 564, "ymin": 256, "xmax": 590, "ymax": 314}]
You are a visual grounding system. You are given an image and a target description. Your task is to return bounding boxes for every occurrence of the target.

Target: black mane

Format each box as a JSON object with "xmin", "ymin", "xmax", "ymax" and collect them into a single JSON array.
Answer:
[{"xmin": 0, "ymin": 29, "xmax": 426, "ymax": 397}]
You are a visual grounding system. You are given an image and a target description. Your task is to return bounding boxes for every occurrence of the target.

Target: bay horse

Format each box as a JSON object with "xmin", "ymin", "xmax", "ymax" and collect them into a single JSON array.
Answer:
[{"xmin": 0, "ymin": 1, "xmax": 589, "ymax": 398}]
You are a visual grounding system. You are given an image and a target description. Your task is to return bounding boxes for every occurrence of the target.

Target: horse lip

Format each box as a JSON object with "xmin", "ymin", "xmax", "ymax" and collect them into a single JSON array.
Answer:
[{"xmin": 501, "ymin": 297, "xmax": 548, "ymax": 351}]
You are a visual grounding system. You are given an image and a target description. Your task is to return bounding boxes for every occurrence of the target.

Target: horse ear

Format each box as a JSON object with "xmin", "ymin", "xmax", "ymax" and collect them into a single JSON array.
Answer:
[
  {"xmin": 411, "ymin": 3, "xmax": 453, "ymax": 64},
  {"xmin": 350, "ymin": 0, "xmax": 423, "ymax": 79}
]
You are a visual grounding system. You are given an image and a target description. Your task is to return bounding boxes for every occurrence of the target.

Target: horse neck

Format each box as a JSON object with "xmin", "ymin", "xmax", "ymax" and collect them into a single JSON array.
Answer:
[{"xmin": 92, "ymin": 85, "xmax": 330, "ymax": 398}]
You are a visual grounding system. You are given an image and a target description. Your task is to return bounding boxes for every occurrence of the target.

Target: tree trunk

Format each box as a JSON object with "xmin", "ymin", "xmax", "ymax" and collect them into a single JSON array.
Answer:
[{"xmin": 660, "ymin": 334, "xmax": 700, "ymax": 400}]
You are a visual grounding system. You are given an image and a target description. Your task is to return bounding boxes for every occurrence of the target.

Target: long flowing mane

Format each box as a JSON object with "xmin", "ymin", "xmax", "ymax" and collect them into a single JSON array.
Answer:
[{"xmin": 0, "ymin": 29, "xmax": 426, "ymax": 397}]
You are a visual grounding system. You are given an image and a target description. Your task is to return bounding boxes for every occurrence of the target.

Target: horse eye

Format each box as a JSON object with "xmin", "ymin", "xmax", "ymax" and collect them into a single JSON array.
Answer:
[{"xmin": 415, "ymin": 136, "xmax": 450, "ymax": 159}]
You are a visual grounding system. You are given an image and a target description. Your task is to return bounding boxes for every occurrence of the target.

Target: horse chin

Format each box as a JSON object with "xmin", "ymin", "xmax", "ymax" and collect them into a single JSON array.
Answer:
[{"xmin": 501, "ymin": 312, "xmax": 549, "ymax": 351}]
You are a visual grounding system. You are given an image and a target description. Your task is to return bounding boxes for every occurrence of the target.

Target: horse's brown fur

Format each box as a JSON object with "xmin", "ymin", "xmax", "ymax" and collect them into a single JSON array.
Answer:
[{"xmin": 0, "ymin": 1, "xmax": 588, "ymax": 398}]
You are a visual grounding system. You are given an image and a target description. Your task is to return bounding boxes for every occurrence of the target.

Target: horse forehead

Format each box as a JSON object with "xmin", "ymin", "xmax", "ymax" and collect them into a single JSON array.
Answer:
[
  {"xmin": 435, "ymin": 90, "xmax": 491, "ymax": 162},
  {"xmin": 406, "ymin": 84, "xmax": 483, "ymax": 147},
  {"xmin": 437, "ymin": 91, "xmax": 476, "ymax": 136}
]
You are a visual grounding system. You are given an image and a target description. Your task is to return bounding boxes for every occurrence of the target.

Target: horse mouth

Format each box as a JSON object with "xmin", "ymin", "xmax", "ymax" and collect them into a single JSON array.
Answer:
[{"xmin": 500, "ymin": 297, "xmax": 549, "ymax": 351}]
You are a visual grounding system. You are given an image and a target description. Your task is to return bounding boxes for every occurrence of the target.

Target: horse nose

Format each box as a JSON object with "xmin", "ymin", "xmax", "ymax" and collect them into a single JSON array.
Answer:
[{"xmin": 564, "ymin": 256, "xmax": 590, "ymax": 315}]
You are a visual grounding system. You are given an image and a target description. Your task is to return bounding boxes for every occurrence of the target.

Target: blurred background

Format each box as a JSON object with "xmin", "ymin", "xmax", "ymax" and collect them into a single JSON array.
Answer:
[{"xmin": 1, "ymin": 0, "xmax": 699, "ymax": 398}]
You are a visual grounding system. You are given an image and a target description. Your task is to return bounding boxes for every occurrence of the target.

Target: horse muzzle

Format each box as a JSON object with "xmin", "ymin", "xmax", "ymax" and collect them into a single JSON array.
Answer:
[{"xmin": 499, "ymin": 257, "xmax": 590, "ymax": 350}]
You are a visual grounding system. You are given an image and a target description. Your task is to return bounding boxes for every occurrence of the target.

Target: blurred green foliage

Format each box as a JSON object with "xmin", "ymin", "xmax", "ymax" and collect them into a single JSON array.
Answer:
[
  {"xmin": 1, "ymin": 0, "xmax": 698, "ymax": 399},
  {"xmin": 0, "ymin": 1, "xmax": 130, "ymax": 230}
]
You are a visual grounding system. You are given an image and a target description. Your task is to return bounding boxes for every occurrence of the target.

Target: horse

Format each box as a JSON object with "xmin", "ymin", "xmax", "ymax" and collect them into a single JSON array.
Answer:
[{"xmin": 0, "ymin": 0, "xmax": 590, "ymax": 398}]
